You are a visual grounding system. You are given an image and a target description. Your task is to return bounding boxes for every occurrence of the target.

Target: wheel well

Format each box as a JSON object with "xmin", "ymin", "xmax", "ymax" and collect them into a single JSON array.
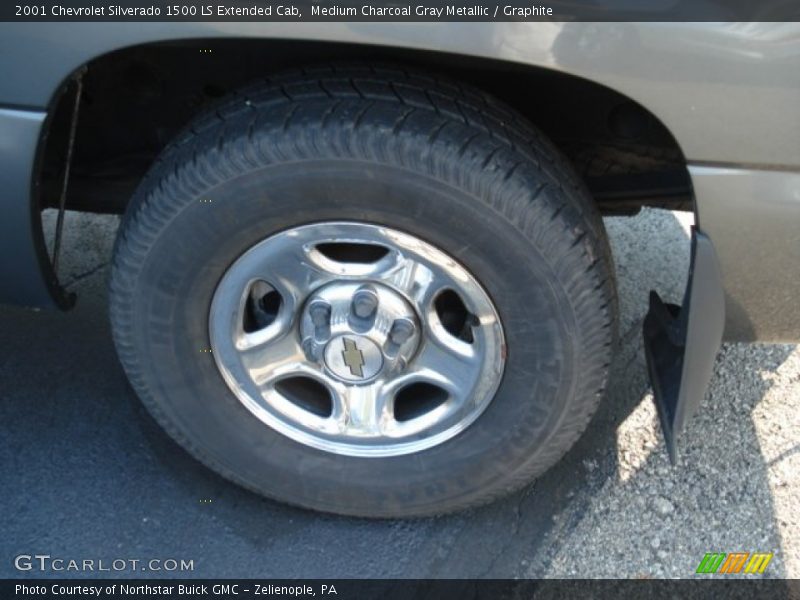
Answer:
[{"xmin": 38, "ymin": 38, "xmax": 691, "ymax": 216}]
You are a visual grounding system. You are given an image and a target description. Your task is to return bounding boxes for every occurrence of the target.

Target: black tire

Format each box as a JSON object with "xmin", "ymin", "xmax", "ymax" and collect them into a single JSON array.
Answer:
[{"xmin": 110, "ymin": 65, "xmax": 617, "ymax": 517}]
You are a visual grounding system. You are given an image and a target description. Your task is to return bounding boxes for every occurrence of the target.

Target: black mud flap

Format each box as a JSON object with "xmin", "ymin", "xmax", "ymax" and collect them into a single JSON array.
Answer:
[{"xmin": 643, "ymin": 228, "xmax": 725, "ymax": 464}]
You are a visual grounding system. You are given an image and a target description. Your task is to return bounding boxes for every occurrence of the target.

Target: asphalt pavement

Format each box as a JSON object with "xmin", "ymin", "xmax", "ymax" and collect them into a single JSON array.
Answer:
[{"xmin": 1, "ymin": 208, "xmax": 797, "ymax": 579}]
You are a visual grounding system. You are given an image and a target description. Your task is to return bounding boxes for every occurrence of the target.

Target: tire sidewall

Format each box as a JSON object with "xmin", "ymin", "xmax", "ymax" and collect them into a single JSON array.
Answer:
[{"xmin": 124, "ymin": 158, "xmax": 581, "ymax": 516}]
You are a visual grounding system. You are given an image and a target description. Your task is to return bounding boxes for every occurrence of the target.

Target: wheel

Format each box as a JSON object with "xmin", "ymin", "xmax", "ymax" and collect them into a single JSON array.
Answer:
[{"xmin": 110, "ymin": 66, "xmax": 616, "ymax": 517}]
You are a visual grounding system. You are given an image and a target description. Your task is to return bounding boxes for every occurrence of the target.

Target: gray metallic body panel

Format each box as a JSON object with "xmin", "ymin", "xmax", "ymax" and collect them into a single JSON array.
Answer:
[
  {"xmin": 0, "ymin": 22, "xmax": 798, "ymax": 341},
  {"xmin": 0, "ymin": 108, "xmax": 71, "ymax": 309},
  {"xmin": 691, "ymin": 166, "xmax": 800, "ymax": 342},
  {"xmin": 1, "ymin": 22, "xmax": 799, "ymax": 166}
]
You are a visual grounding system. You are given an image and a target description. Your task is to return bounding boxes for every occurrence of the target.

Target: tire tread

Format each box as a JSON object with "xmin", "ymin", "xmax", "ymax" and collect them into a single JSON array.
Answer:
[{"xmin": 110, "ymin": 64, "xmax": 617, "ymax": 517}]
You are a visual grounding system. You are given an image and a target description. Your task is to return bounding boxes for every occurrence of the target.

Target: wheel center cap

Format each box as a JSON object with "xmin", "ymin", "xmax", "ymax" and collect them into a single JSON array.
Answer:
[
  {"xmin": 299, "ymin": 281, "xmax": 421, "ymax": 386},
  {"xmin": 324, "ymin": 335, "xmax": 383, "ymax": 382}
]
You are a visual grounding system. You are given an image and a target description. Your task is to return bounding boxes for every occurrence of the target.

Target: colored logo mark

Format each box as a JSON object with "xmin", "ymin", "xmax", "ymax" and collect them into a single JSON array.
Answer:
[{"xmin": 696, "ymin": 552, "xmax": 773, "ymax": 574}]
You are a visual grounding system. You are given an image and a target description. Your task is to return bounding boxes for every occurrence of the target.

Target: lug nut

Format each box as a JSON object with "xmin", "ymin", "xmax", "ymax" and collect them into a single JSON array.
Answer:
[
  {"xmin": 309, "ymin": 301, "xmax": 331, "ymax": 326},
  {"xmin": 308, "ymin": 301, "xmax": 331, "ymax": 340},
  {"xmin": 352, "ymin": 287, "xmax": 379, "ymax": 319},
  {"xmin": 389, "ymin": 318, "xmax": 416, "ymax": 345}
]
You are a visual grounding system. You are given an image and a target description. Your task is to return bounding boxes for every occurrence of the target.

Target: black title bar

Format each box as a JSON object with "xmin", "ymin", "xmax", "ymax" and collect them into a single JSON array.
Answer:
[
  {"xmin": 4, "ymin": 579, "xmax": 800, "ymax": 600},
  {"xmin": 5, "ymin": 0, "xmax": 800, "ymax": 22}
]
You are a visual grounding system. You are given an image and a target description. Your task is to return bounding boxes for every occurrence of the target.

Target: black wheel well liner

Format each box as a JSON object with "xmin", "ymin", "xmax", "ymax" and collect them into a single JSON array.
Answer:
[{"xmin": 37, "ymin": 37, "xmax": 691, "ymax": 217}]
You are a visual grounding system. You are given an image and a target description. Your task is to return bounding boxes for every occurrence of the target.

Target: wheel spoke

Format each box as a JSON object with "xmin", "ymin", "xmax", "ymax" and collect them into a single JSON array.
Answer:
[
  {"xmin": 334, "ymin": 382, "xmax": 391, "ymax": 437},
  {"xmin": 239, "ymin": 332, "xmax": 314, "ymax": 387},
  {"xmin": 372, "ymin": 251, "xmax": 448, "ymax": 310},
  {"xmin": 247, "ymin": 240, "xmax": 332, "ymax": 309},
  {"xmin": 406, "ymin": 335, "xmax": 479, "ymax": 397}
]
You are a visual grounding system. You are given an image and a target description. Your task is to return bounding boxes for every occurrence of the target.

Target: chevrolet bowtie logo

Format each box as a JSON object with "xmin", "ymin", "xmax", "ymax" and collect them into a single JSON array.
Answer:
[{"xmin": 341, "ymin": 338, "xmax": 365, "ymax": 378}]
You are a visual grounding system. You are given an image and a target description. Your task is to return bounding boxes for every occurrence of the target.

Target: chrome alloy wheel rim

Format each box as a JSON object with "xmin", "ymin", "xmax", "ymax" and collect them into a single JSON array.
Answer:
[{"xmin": 208, "ymin": 222, "xmax": 506, "ymax": 457}]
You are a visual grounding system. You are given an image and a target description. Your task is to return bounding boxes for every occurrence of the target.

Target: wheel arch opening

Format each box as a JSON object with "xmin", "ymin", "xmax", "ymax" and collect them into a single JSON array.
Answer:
[{"xmin": 36, "ymin": 37, "xmax": 691, "ymax": 219}]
